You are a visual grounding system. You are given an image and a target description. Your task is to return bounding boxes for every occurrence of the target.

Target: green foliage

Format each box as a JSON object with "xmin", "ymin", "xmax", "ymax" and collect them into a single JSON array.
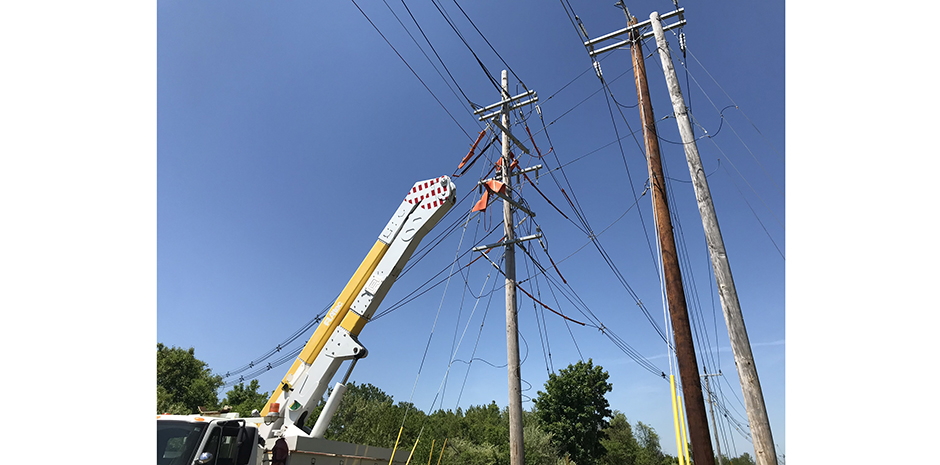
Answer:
[
  {"xmin": 600, "ymin": 411, "xmax": 639, "ymax": 465},
  {"xmin": 661, "ymin": 455, "xmax": 680, "ymax": 465},
  {"xmin": 728, "ymin": 452, "xmax": 756, "ymax": 465},
  {"xmin": 306, "ymin": 382, "xmax": 419, "ymax": 449},
  {"xmin": 523, "ymin": 423, "xmax": 565, "ymax": 465},
  {"xmin": 533, "ymin": 359, "xmax": 613, "ymax": 465},
  {"xmin": 464, "ymin": 402, "xmax": 509, "ymax": 448},
  {"xmin": 220, "ymin": 379, "xmax": 269, "ymax": 417},
  {"xmin": 447, "ymin": 437, "xmax": 502, "ymax": 465},
  {"xmin": 156, "ymin": 343, "xmax": 223, "ymax": 414},
  {"xmin": 634, "ymin": 421, "xmax": 667, "ymax": 465}
]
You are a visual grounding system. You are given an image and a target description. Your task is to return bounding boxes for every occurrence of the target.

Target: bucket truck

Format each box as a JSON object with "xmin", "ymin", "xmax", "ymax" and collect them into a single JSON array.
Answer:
[{"xmin": 157, "ymin": 176, "xmax": 457, "ymax": 465}]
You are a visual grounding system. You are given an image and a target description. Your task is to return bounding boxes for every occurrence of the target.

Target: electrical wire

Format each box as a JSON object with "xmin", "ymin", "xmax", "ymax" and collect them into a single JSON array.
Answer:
[
  {"xmin": 391, "ymin": 0, "xmax": 479, "ymax": 111},
  {"xmin": 349, "ymin": 0, "xmax": 474, "ymax": 141}
]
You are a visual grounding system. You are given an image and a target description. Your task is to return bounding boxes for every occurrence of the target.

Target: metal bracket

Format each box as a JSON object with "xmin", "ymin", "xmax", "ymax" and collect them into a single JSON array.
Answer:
[
  {"xmin": 473, "ymin": 233, "xmax": 543, "ymax": 252},
  {"xmin": 479, "ymin": 164, "xmax": 543, "ymax": 185},
  {"xmin": 324, "ymin": 329, "xmax": 367, "ymax": 360},
  {"xmin": 487, "ymin": 117, "xmax": 530, "ymax": 155}
]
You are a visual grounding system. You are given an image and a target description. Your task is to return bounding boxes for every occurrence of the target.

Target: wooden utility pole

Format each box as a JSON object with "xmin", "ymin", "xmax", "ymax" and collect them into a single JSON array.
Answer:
[
  {"xmin": 703, "ymin": 373, "xmax": 724, "ymax": 465},
  {"xmin": 628, "ymin": 15, "xmax": 716, "ymax": 465},
  {"xmin": 649, "ymin": 11, "xmax": 777, "ymax": 465},
  {"xmin": 472, "ymin": 70, "xmax": 539, "ymax": 465},
  {"xmin": 500, "ymin": 69, "xmax": 525, "ymax": 465}
]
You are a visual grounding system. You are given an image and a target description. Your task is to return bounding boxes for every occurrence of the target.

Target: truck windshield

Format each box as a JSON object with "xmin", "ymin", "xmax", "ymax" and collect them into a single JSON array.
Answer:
[{"xmin": 157, "ymin": 420, "xmax": 208, "ymax": 465}]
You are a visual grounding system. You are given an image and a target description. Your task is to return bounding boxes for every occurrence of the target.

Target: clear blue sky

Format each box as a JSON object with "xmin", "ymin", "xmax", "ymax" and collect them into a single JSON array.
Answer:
[{"xmin": 155, "ymin": 0, "xmax": 784, "ymax": 460}]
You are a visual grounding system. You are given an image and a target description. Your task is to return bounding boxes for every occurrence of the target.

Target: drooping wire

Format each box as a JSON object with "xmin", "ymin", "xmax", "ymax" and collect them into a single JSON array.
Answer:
[
  {"xmin": 218, "ymin": 302, "xmax": 331, "ymax": 385},
  {"xmin": 665, "ymin": 36, "xmax": 785, "ymax": 194},
  {"xmin": 680, "ymin": 41, "xmax": 784, "ymax": 163}
]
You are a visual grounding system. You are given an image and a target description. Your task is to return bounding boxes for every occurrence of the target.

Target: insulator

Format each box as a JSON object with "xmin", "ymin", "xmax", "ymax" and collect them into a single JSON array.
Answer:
[{"xmin": 679, "ymin": 32, "xmax": 686, "ymax": 53}]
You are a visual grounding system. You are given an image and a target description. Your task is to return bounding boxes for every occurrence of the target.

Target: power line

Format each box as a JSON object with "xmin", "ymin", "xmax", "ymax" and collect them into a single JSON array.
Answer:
[
  {"xmin": 349, "ymin": 0, "xmax": 474, "ymax": 141},
  {"xmin": 448, "ymin": 0, "xmax": 529, "ymax": 92},
  {"xmin": 390, "ymin": 0, "xmax": 478, "ymax": 110},
  {"xmin": 428, "ymin": 0, "xmax": 502, "ymax": 94}
]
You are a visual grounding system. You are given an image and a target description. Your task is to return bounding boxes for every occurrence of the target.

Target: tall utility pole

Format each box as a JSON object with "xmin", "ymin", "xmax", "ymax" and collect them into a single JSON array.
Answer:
[
  {"xmin": 702, "ymin": 373, "xmax": 724, "ymax": 465},
  {"xmin": 500, "ymin": 70, "xmax": 525, "ymax": 465},
  {"xmin": 628, "ymin": 16, "xmax": 715, "ymax": 465},
  {"xmin": 582, "ymin": 5, "xmax": 716, "ymax": 464},
  {"xmin": 472, "ymin": 70, "xmax": 539, "ymax": 465},
  {"xmin": 649, "ymin": 11, "xmax": 777, "ymax": 465}
]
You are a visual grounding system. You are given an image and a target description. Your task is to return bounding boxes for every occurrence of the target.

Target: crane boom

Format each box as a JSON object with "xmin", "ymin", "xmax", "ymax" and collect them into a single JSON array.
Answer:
[{"xmin": 259, "ymin": 176, "xmax": 457, "ymax": 440}]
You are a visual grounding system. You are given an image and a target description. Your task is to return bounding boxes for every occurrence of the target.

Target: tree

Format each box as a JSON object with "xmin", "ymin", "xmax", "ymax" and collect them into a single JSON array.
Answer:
[
  {"xmin": 534, "ymin": 359, "xmax": 613, "ymax": 465},
  {"xmin": 634, "ymin": 421, "xmax": 666, "ymax": 465},
  {"xmin": 446, "ymin": 437, "xmax": 502, "ymax": 465},
  {"xmin": 463, "ymin": 401, "xmax": 508, "ymax": 448},
  {"xmin": 524, "ymin": 423, "xmax": 565, "ymax": 465},
  {"xmin": 600, "ymin": 411, "xmax": 639, "ymax": 465},
  {"xmin": 157, "ymin": 343, "xmax": 223, "ymax": 414},
  {"xmin": 306, "ymin": 382, "xmax": 408, "ymax": 448},
  {"xmin": 221, "ymin": 379, "xmax": 269, "ymax": 417},
  {"xmin": 729, "ymin": 452, "xmax": 755, "ymax": 465}
]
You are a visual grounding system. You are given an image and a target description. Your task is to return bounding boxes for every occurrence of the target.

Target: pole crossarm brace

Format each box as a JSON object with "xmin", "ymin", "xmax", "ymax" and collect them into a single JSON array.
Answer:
[
  {"xmin": 473, "ymin": 233, "xmax": 543, "ymax": 252},
  {"xmin": 584, "ymin": 8, "xmax": 685, "ymax": 57},
  {"xmin": 487, "ymin": 117, "xmax": 531, "ymax": 155}
]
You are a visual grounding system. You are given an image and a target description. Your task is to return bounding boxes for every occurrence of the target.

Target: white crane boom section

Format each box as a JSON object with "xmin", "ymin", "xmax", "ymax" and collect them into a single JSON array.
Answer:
[{"xmin": 259, "ymin": 176, "xmax": 457, "ymax": 440}]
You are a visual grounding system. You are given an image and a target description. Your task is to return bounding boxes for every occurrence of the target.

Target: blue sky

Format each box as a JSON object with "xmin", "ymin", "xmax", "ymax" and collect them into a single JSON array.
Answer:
[{"xmin": 155, "ymin": 0, "xmax": 784, "ymax": 460}]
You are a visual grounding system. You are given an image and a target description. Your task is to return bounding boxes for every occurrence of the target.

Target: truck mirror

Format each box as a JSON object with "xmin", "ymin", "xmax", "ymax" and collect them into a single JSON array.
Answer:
[{"xmin": 195, "ymin": 451, "xmax": 213, "ymax": 464}]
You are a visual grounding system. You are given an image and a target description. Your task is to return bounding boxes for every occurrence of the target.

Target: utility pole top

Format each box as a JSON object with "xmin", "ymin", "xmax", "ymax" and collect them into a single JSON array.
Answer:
[{"xmin": 582, "ymin": 8, "xmax": 684, "ymax": 57}]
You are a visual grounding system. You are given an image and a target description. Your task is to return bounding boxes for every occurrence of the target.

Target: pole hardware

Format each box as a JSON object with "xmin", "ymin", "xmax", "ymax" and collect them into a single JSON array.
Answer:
[
  {"xmin": 477, "ymin": 96, "xmax": 539, "ymax": 121},
  {"xmin": 474, "ymin": 89, "xmax": 537, "ymax": 117},
  {"xmin": 479, "ymin": 164, "xmax": 543, "ymax": 185},
  {"xmin": 584, "ymin": 8, "xmax": 685, "ymax": 57},
  {"xmin": 472, "ymin": 233, "xmax": 543, "ymax": 252},
  {"xmin": 487, "ymin": 116, "xmax": 531, "ymax": 155}
]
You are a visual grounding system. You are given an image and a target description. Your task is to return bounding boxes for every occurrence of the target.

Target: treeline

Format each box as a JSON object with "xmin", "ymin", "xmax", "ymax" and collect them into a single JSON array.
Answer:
[
  {"xmin": 157, "ymin": 343, "xmax": 755, "ymax": 465},
  {"xmin": 304, "ymin": 381, "xmax": 681, "ymax": 465}
]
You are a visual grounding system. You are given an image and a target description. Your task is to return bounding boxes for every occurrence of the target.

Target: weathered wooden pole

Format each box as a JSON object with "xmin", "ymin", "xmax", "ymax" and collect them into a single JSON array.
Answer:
[
  {"xmin": 500, "ymin": 69, "xmax": 525, "ymax": 465},
  {"xmin": 629, "ymin": 15, "xmax": 716, "ymax": 465},
  {"xmin": 649, "ymin": 11, "xmax": 777, "ymax": 465}
]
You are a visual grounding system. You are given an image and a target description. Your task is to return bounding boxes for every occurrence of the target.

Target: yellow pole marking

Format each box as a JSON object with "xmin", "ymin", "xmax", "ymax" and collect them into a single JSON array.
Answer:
[
  {"xmin": 670, "ymin": 375, "xmax": 686, "ymax": 465},
  {"xmin": 436, "ymin": 438, "xmax": 447, "ymax": 465},
  {"xmin": 678, "ymin": 392, "xmax": 691, "ymax": 465},
  {"xmin": 388, "ymin": 426, "xmax": 404, "ymax": 465},
  {"xmin": 405, "ymin": 435, "xmax": 420, "ymax": 465}
]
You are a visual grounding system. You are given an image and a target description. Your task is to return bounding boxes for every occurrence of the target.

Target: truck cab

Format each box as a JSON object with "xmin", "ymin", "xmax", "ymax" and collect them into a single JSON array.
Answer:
[{"xmin": 157, "ymin": 414, "xmax": 263, "ymax": 465}]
